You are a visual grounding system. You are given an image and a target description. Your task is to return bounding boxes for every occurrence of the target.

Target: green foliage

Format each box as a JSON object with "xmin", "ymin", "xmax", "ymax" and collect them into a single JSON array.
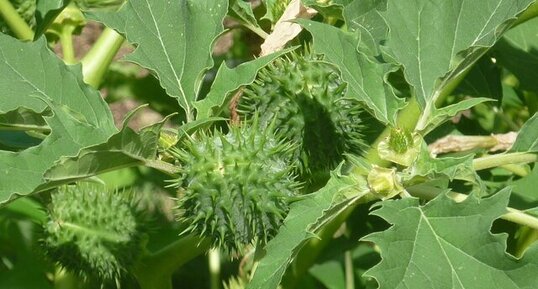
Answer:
[
  {"xmin": 43, "ymin": 184, "xmax": 145, "ymax": 285},
  {"xmin": 363, "ymin": 190, "xmax": 538, "ymax": 289},
  {"xmin": 1, "ymin": 0, "xmax": 538, "ymax": 288}
]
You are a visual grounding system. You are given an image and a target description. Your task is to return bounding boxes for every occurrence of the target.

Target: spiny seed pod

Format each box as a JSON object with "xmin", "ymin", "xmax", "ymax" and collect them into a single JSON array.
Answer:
[
  {"xmin": 238, "ymin": 53, "xmax": 365, "ymax": 183},
  {"xmin": 170, "ymin": 118, "xmax": 301, "ymax": 254},
  {"xmin": 43, "ymin": 184, "xmax": 145, "ymax": 286}
]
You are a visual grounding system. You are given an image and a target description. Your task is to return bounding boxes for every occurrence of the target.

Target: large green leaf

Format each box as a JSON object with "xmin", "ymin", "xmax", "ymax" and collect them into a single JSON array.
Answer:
[
  {"xmin": 380, "ymin": 0, "xmax": 534, "ymax": 130},
  {"xmin": 363, "ymin": 189, "xmax": 538, "ymax": 289},
  {"xmin": 194, "ymin": 49, "xmax": 292, "ymax": 119},
  {"xmin": 89, "ymin": 0, "xmax": 228, "ymax": 121},
  {"xmin": 38, "ymin": 111, "xmax": 171, "ymax": 190},
  {"xmin": 0, "ymin": 34, "xmax": 117, "ymax": 204},
  {"xmin": 247, "ymin": 173, "xmax": 369, "ymax": 289},
  {"xmin": 412, "ymin": 143, "xmax": 476, "ymax": 182},
  {"xmin": 510, "ymin": 112, "xmax": 538, "ymax": 152},
  {"xmin": 34, "ymin": 0, "xmax": 66, "ymax": 38},
  {"xmin": 492, "ymin": 17, "xmax": 538, "ymax": 93},
  {"xmin": 298, "ymin": 19, "xmax": 404, "ymax": 125}
]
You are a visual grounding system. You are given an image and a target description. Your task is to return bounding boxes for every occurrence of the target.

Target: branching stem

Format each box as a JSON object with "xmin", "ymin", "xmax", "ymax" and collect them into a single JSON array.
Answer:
[
  {"xmin": 0, "ymin": 0, "xmax": 33, "ymax": 41},
  {"xmin": 473, "ymin": 152, "xmax": 537, "ymax": 171}
]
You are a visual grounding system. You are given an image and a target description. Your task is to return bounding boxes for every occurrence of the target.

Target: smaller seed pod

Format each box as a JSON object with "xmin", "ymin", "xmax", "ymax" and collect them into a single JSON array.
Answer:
[
  {"xmin": 42, "ymin": 184, "xmax": 145, "ymax": 286},
  {"xmin": 170, "ymin": 118, "xmax": 301, "ymax": 254}
]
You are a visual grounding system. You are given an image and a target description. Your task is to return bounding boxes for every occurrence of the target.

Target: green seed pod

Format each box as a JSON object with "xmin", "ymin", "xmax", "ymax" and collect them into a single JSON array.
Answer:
[
  {"xmin": 170, "ymin": 119, "xmax": 301, "ymax": 254},
  {"xmin": 43, "ymin": 184, "xmax": 145, "ymax": 286},
  {"xmin": 238, "ymin": 53, "xmax": 365, "ymax": 184}
]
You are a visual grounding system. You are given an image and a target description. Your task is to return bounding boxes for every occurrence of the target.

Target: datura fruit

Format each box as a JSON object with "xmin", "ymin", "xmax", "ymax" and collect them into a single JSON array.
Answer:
[
  {"xmin": 170, "ymin": 117, "xmax": 301, "ymax": 254},
  {"xmin": 238, "ymin": 52, "xmax": 366, "ymax": 185}
]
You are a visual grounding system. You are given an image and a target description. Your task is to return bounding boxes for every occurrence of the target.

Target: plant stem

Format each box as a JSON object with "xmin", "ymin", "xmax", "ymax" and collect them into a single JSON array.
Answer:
[
  {"xmin": 0, "ymin": 0, "xmax": 34, "ymax": 41},
  {"xmin": 145, "ymin": 159, "xmax": 181, "ymax": 175},
  {"xmin": 344, "ymin": 249, "xmax": 355, "ymax": 289},
  {"xmin": 133, "ymin": 234, "xmax": 210, "ymax": 289},
  {"xmin": 473, "ymin": 152, "xmax": 537, "ymax": 171},
  {"xmin": 59, "ymin": 26, "xmax": 76, "ymax": 64},
  {"xmin": 504, "ymin": 208, "xmax": 538, "ymax": 232},
  {"xmin": 81, "ymin": 27, "xmax": 124, "ymax": 88},
  {"xmin": 209, "ymin": 249, "xmax": 221, "ymax": 289},
  {"xmin": 500, "ymin": 164, "xmax": 529, "ymax": 177}
]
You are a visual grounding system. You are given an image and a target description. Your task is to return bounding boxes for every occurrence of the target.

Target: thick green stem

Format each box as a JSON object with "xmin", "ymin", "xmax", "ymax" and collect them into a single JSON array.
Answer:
[
  {"xmin": 500, "ymin": 164, "xmax": 529, "ymax": 177},
  {"xmin": 81, "ymin": 27, "xmax": 124, "ymax": 88},
  {"xmin": 473, "ymin": 152, "xmax": 537, "ymax": 171},
  {"xmin": 59, "ymin": 26, "xmax": 76, "ymax": 64},
  {"xmin": 209, "ymin": 249, "xmax": 221, "ymax": 289},
  {"xmin": 344, "ymin": 249, "xmax": 355, "ymax": 289},
  {"xmin": 133, "ymin": 235, "xmax": 210, "ymax": 289},
  {"xmin": 0, "ymin": 0, "xmax": 34, "ymax": 40}
]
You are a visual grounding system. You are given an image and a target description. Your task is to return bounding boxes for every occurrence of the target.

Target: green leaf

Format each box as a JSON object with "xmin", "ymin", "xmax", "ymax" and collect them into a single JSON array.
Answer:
[
  {"xmin": 261, "ymin": 0, "xmax": 279, "ymax": 23},
  {"xmin": 492, "ymin": 17, "xmax": 538, "ymax": 93},
  {"xmin": 424, "ymin": 97, "xmax": 494, "ymax": 134},
  {"xmin": 34, "ymin": 0, "xmax": 66, "ymax": 38},
  {"xmin": 455, "ymin": 56, "xmax": 502, "ymax": 100},
  {"xmin": 511, "ymin": 165, "xmax": 538, "ymax": 208},
  {"xmin": 411, "ymin": 142, "xmax": 477, "ymax": 183},
  {"xmin": 302, "ymin": 0, "xmax": 353, "ymax": 19},
  {"xmin": 194, "ymin": 49, "xmax": 292, "ymax": 119},
  {"xmin": 380, "ymin": 0, "xmax": 534, "ymax": 130},
  {"xmin": 0, "ymin": 35, "xmax": 117, "ymax": 205},
  {"xmin": 343, "ymin": 0, "xmax": 387, "ymax": 55},
  {"xmin": 39, "ymin": 111, "xmax": 171, "ymax": 190},
  {"xmin": 247, "ymin": 173, "xmax": 369, "ymax": 289},
  {"xmin": 363, "ymin": 189, "xmax": 538, "ymax": 289},
  {"xmin": 309, "ymin": 260, "xmax": 345, "ymax": 289},
  {"xmin": 89, "ymin": 0, "xmax": 228, "ymax": 121},
  {"xmin": 230, "ymin": 0, "xmax": 262, "ymax": 31},
  {"xmin": 298, "ymin": 19, "xmax": 404, "ymax": 125},
  {"xmin": 510, "ymin": 112, "xmax": 538, "ymax": 152},
  {"xmin": 0, "ymin": 107, "xmax": 49, "ymax": 132}
]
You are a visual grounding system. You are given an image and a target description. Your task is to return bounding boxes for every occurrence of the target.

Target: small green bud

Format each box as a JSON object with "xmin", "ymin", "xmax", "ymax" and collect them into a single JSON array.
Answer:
[
  {"xmin": 378, "ymin": 127, "xmax": 421, "ymax": 167},
  {"xmin": 367, "ymin": 166, "xmax": 403, "ymax": 200}
]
